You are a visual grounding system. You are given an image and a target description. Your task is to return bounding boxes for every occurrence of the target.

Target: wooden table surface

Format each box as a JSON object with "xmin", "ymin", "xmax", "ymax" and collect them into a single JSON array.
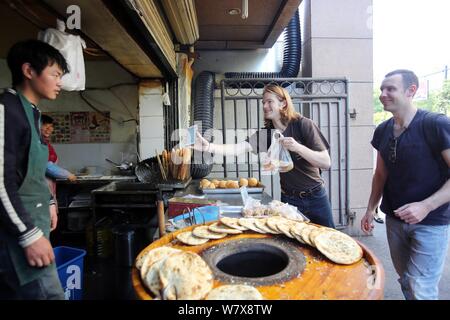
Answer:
[{"xmin": 132, "ymin": 223, "xmax": 385, "ymax": 300}]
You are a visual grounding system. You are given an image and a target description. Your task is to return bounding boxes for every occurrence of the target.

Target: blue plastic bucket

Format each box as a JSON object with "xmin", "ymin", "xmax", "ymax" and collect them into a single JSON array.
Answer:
[{"xmin": 54, "ymin": 246, "xmax": 86, "ymax": 300}]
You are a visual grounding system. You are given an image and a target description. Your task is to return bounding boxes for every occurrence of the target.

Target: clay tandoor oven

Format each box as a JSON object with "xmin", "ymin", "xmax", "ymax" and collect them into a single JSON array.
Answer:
[{"xmin": 132, "ymin": 223, "xmax": 385, "ymax": 300}]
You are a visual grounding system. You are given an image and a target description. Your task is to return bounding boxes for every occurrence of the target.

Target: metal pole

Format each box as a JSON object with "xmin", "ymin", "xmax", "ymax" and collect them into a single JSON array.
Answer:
[
  {"xmin": 246, "ymin": 99, "xmax": 251, "ymax": 178},
  {"xmin": 234, "ymin": 100, "xmax": 238, "ymax": 176},
  {"xmin": 344, "ymin": 80, "xmax": 350, "ymax": 228},
  {"xmin": 221, "ymin": 81, "xmax": 227, "ymax": 177}
]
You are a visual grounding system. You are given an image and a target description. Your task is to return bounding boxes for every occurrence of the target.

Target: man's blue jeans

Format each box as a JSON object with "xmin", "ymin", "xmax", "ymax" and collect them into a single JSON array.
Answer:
[
  {"xmin": 386, "ymin": 215, "xmax": 450, "ymax": 300},
  {"xmin": 281, "ymin": 186, "xmax": 335, "ymax": 228}
]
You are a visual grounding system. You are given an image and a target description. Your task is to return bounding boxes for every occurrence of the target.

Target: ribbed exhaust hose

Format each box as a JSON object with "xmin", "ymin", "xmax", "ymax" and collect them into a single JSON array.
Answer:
[
  {"xmin": 224, "ymin": 9, "xmax": 301, "ymax": 79},
  {"xmin": 190, "ymin": 71, "xmax": 215, "ymax": 178}
]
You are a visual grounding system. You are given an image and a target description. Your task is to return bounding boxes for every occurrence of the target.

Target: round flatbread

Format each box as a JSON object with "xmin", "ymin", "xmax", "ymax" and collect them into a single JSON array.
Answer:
[
  {"xmin": 300, "ymin": 225, "xmax": 318, "ymax": 247},
  {"xmin": 238, "ymin": 218, "xmax": 267, "ymax": 234},
  {"xmin": 176, "ymin": 231, "xmax": 210, "ymax": 246},
  {"xmin": 219, "ymin": 217, "xmax": 248, "ymax": 231},
  {"xmin": 143, "ymin": 257, "xmax": 167, "ymax": 299},
  {"xmin": 135, "ymin": 248, "xmax": 151, "ymax": 270},
  {"xmin": 266, "ymin": 216, "xmax": 296, "ymax": 237},
  {"xmin": 309, "ymin": 227, "xmax": 338, "ymax": 247},
  {"xmin": 193, "ymin": 226, "xmax": 228, "ymax": 239},
  {"xmin": 208, "ymin": 222, "xmax": 243, "ymax": 234},
  {"xmin": 289, "ymin": 222, "xmax": 308, "ymax": 243},
  {"xmin": 139, "ymin": 246, "xmax": 181, "ymax": 279},
  {"xmin": 265, "ymin": 216, "xmax": 287, "ymax": 231},
  {"xmin": 274, "ymin": 222, "xmax": 295, "ymax": 238},
  {"xmin": 314, "ymin": 231, "xmax": 363, "ymax": 265},
  {"xmin": 254, "ymin": 218, "xmax": 281, "ymax": 234},
  {"xmin": 159, "ymin": 251, "xmax": 214, "ymax": 300},
  {"xmin": 205, "ymin": 285, "xmax": 263, "ymax": 300}
]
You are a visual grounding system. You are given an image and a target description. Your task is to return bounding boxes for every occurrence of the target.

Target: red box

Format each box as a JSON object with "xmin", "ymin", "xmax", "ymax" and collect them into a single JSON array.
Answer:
[{"xmin": 167, "ymin": 197, "xmax": 216, "ymax": 218}]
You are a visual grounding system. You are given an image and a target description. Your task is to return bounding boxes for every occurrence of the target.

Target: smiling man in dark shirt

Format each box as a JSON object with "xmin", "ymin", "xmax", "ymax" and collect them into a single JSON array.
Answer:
[{"xmin": 362, "ymin": 69, "xmax": 450, "ymax": 300}]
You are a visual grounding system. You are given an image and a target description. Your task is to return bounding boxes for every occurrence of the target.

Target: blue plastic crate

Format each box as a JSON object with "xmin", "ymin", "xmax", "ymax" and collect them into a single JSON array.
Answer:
[{"xmin": 54, "ymin": 246, "xmax": 86, "ymax": 300}]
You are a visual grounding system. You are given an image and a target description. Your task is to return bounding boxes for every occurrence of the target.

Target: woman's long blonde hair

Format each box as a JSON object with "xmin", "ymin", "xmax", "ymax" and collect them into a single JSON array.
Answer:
[{"xmin": 263, "ymin": 84, "xmax": 300, "ymax": 128}]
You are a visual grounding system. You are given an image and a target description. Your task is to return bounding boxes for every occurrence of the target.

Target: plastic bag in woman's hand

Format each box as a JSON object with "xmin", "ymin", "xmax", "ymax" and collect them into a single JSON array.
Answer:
[{"xmin": 262, "ymin": 130, "xmax": 294, "ymax": 175}]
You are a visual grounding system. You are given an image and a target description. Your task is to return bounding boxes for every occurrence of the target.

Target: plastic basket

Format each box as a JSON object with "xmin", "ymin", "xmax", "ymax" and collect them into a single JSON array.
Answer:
[{"xmin": 54, "ymin": 246, "xmax": 86, "ymax": 300}]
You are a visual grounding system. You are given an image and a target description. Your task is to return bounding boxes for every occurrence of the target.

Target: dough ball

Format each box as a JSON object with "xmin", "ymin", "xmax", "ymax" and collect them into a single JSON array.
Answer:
[
  {"xmin": 248, "ymin": 178, "xmax": 258, "ymax": 187},
  {"xmin": 218, "ymin": 181, "xmax": 228, "ymax": 189},
  {"xmin": 239, "ymin": 178, "xmax": 248, "ymax": 187}
]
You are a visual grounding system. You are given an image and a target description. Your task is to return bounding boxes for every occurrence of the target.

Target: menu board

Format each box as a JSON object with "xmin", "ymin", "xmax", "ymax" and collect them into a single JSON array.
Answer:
[{"xmin": 45, "ymin": 111, "xmax": 111, "ymax": 143}]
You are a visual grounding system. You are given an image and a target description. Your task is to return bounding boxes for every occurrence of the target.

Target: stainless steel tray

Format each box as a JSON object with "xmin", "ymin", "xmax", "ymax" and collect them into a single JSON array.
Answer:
[
  {"xmin": 200, "ymin": 185, "xmax": 265, "ymax": 194},
  {"xmin": 218, "ymin": 206, "xmax": 243, "ymax": 218}
]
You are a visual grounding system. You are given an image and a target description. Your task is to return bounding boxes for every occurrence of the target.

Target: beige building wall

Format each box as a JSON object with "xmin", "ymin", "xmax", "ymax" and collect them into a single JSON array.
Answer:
[{"xmin": 302, "ymin": 0, "xmax": 374, "ymax": 235}]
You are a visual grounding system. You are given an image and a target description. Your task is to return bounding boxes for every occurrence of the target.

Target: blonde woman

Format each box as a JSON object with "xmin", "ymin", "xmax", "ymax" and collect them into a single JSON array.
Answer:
[{"xmin": 195, "ymin": 84, "xmax": 334, "ymax": 227}]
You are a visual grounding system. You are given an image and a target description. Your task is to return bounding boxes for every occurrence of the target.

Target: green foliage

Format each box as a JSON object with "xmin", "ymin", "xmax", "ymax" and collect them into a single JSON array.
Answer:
[
  {"xmin": 373, "ymin": 81, "xmax": 450, "ymax": 125},
  {"xmin": 434, "ymin": 81, "xmax": 450, "ymax": 115}
]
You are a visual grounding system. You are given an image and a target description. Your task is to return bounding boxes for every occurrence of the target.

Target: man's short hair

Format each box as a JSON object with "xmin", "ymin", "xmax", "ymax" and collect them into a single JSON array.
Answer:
[
  {"xmin": 385, "ymin": 69, "xmax": 419, "ymax": 92},
  {"xmin": 41, "ymin": 114, "xmax": 54, "ymax": 125},
  {"xmin": 6, "ymin": 40, "xmax": 69, "ymax": 87}
]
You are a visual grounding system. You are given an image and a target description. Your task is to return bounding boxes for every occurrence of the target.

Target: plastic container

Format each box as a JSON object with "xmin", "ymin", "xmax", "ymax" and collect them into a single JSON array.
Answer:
[{"xmin": 54, "ymin": 246, "xmax": 87, "ymax": 300}]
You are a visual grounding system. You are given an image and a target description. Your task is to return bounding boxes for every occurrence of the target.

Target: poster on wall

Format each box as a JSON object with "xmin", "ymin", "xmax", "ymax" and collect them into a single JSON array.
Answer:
[
  {"xmin": 70, "ymin": 111, "xmax": 90, "ymax": 143},
  {"xmin": 45, "ymin": 111, "xmax": 111, "ymax": 143},
  {"xmin": 47, "ymin": 113, "xmax": 71, "ymax": 143},
  {"xmin": 88, "ymin": 112, "xmax": 111, "ymax": 142}
]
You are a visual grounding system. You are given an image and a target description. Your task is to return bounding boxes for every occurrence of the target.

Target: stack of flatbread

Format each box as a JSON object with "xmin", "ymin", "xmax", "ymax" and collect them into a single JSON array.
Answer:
[
  {"xmin": 136, "ymin": 246, "xmax": 213, "ymax": 300},
  {"xmin": 174, "ymin": 215, "xmax": 362, "ymax": 265},
  {"xmin": 287, "ymin": 220, "xmax": 363, "ymax": 264},
  {"xmin": 137, "ymin": 246, "xmax": 264, "ymax": 300},
  {"xmin": 175, "ymin": 219, "xmax": 244, "ymax": 246}
]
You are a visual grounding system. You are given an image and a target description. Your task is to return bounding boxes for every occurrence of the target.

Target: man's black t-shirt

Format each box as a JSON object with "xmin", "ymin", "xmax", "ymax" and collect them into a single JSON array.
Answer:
[
  {"xmin": 371, "ymin": 109, "xmax": 450, "ymax": 225},
  {"xmin": 247, "ymin": 117, "xmax": 329, "ymax": 192}
]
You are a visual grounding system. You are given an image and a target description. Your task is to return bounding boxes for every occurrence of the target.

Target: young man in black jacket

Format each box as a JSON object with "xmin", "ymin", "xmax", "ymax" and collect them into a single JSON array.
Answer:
[{"xmin": 0, "ymin": 40, "xmax": 69, "ymax": 299}]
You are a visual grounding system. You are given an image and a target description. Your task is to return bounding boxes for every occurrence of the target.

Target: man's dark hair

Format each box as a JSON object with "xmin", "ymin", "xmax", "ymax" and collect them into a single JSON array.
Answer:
[
  {"xmin": 385, "ymin": 69, "xmax": 419, "ymax": 92},
  {"xmin": 41, "ymin": 114, "xmax": 54, "ymax": 125},
  {"xmin": 6, "ymin": 40, "xmax": 69, "ymax": 87}
]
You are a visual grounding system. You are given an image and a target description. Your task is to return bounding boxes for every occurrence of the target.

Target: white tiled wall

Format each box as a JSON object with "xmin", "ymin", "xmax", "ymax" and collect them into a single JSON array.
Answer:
[{"xmin": 138, "ymin": 81, "xmax": 165, "ymax": 159}]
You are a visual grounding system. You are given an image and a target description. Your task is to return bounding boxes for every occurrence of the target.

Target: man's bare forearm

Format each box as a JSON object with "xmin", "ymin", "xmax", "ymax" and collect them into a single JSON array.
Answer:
[
  {"xmin": 366, "ymin": 171, "xmax": 386, "ymax": 213},
  {"xmin": 423, "ymin": 179, "xmax": 450, "ymax": 212}
]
